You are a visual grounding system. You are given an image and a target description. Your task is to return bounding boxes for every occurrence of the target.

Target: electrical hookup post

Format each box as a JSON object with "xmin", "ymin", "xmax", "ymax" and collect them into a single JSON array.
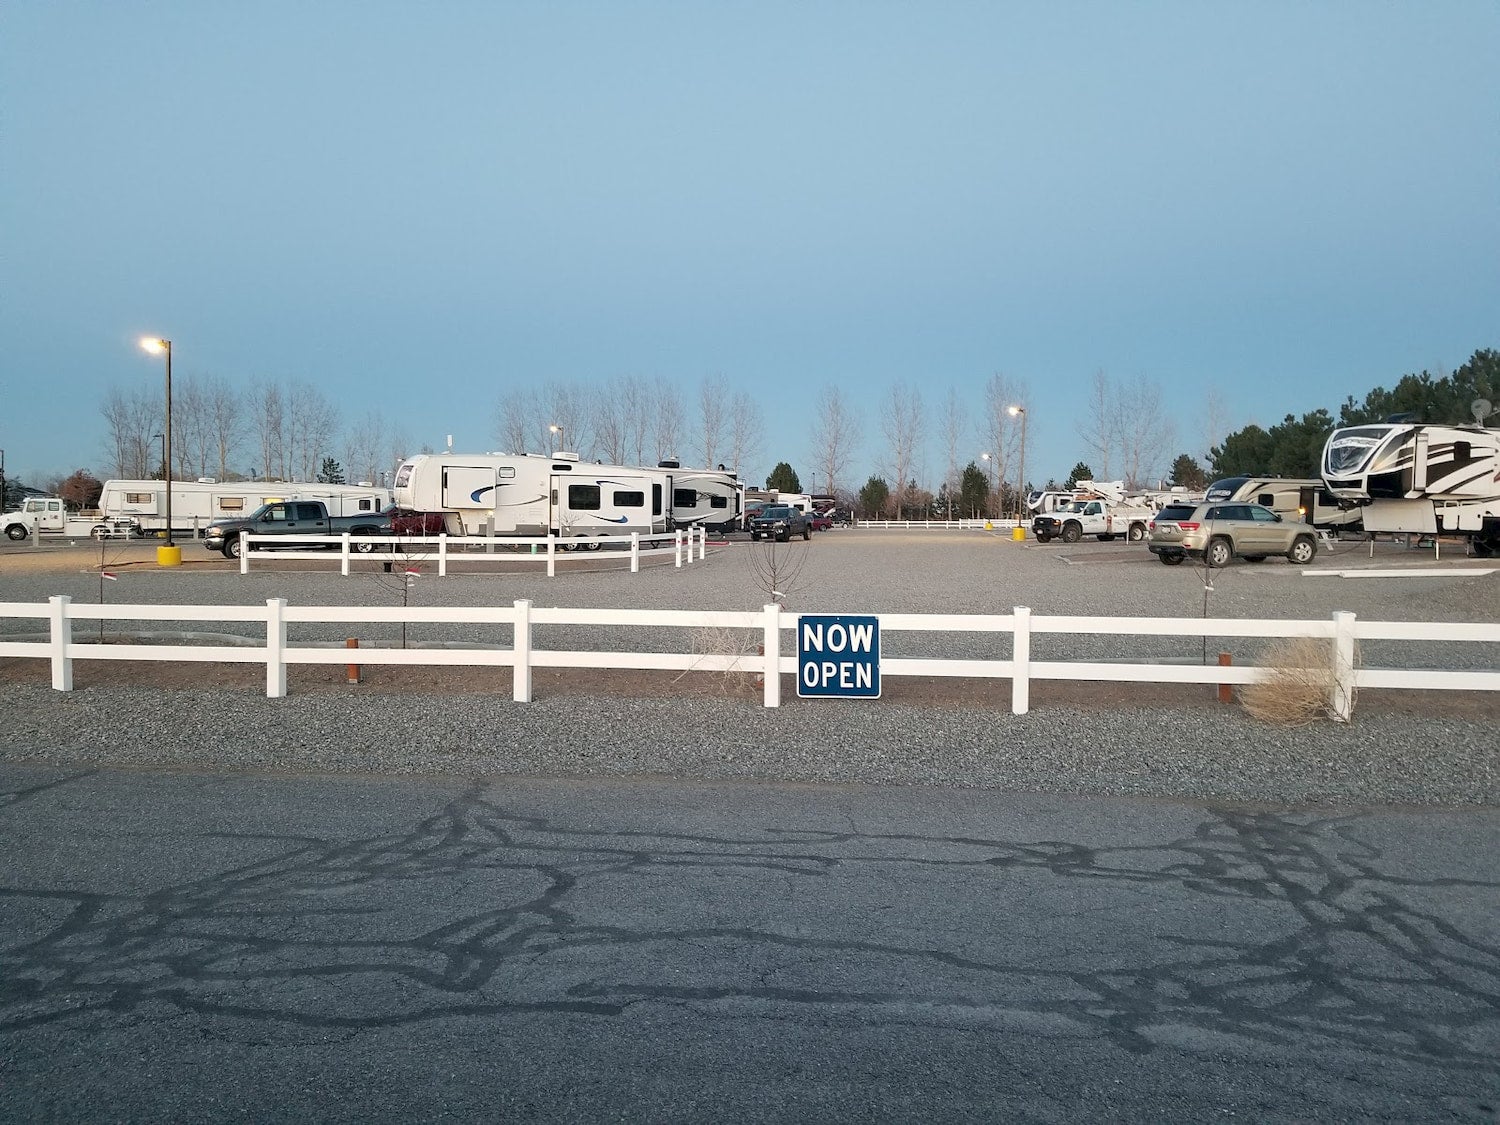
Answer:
[{"xmin": 797, "ymin": 614, "xmax": 881, "ymax": 698}]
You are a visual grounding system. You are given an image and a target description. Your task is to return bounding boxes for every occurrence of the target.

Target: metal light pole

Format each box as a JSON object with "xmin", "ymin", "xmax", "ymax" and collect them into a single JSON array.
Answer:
[
  {"xmin": 140, "ymin": 337, "xmax": 177, "ymax": 560},
  {"xmin": 980, "ymin": 452, "xmax": 994, "ymax": 519},
  {"xmin": 1008, "ymin": 405, "xmax": 1027, "ymax": 529},
  {"xmin": 549, "ymin": 423, "xmax": 563, "ymax": 454}
]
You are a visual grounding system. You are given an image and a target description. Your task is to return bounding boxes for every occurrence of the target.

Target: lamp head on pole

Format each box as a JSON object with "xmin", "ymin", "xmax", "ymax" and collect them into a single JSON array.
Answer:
[
  {"xmin": 139, "ymin": 336, "xmax": 170, "ymax": 355},
  {"xmin": 1008, "ymin": 404, "xmax": 1025, "ymax": 419}
]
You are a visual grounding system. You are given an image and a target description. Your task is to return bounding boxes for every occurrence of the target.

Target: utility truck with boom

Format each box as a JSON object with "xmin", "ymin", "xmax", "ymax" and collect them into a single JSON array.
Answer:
[{"xmin": 2, "ymin": 497, "xmax": 138, "ymax": 541}]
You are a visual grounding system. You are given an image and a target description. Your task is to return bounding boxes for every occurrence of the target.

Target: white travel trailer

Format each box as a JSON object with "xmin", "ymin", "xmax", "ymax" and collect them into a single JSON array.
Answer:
[
  {"xmin": 655, "ymin": 461, "xmax": 743, "ymax": 529},
  {"xmin": 100, "ymin": 479, "xmax": 393, "ymax": 537},
  {"xmin": 1201, "ymin": 476, "xmax": 1362, "ymax": 531},
  {"xmin": 393, "ymin": 453, "xmax": 670, "ymax": 546},
  {"xmin": 1321, "ymin": 422, "xmax": 1500, "ymax": 556}
]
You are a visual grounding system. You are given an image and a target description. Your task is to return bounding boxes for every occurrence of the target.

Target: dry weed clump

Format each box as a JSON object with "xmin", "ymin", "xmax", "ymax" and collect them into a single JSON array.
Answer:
[
  {"xmin": 675, "ymin": 626, "xmax": 762, "ymax": 696},
  {"xmin": 1240, "ymin": 635, "xmax": 1356, "ymax": 725}
]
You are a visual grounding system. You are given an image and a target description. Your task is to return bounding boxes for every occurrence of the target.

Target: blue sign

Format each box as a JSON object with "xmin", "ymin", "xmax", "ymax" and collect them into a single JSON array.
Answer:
[{"xmin": 797, "ymin": 614, "xmax": 880, "ymax": 698}]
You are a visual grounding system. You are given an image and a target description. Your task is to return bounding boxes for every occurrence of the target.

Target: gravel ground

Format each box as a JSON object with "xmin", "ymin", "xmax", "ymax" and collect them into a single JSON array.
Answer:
[{"xmin": 1, "ymin": 530, "xmax": 1496, "ymax": 805}]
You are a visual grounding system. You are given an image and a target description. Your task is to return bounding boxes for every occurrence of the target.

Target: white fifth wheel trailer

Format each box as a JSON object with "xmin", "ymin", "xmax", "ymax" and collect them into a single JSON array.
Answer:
[
  {"xmin": 1201, "ymin": 476, "xmax": 1362, "ymax": 531},
  {"xmin": 392, "ymin": 453, "xmax": 670, "ymax": 547},
  {"xmin": 1321, "ymin": 421, "xmax": 1500, "ymax": 557},
  {"xmin": 655, "ymin": 461, "xmax": 743, "ymax": 529},
  {"xmin": 99, "ymin": 479, "xmax": 393, "ymax": 537}
]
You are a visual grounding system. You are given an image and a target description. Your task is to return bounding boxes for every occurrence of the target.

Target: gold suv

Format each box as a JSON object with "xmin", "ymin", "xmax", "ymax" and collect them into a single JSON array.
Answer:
[{"xmin": 1148, "ymin": 502, "xmax": 1318, "ymax": 567}]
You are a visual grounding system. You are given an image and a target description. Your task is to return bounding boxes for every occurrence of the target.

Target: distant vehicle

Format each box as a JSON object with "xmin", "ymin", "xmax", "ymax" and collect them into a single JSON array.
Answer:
[
  {"xmin": 1147, "ymin": 501, "xmax": 1318, "ymax": 567},
  {"xmin": 1031, "ymin": 498, "xmax": 1153, "ymax": 543},
  {"xmin": 1202, "ymin": 476, "xmax": 1359, "ymax": 531},
  {"xmin": 380, "ymin": 505, "xmax": 447, "ymax": 536},
  {"xmin": 1, "ymin": 496, "xmax": 138, "ymax": 541},
  {"xmin": 204, "ymin": 500, "xmax": 393, "ymax": 559},
  {"xmin": 749, "ymin": 505, "xmax": 810, "ymax": 542},
  {"xmin": 807, "ymin": 511, "xmax": 833, "ymax": 532}
]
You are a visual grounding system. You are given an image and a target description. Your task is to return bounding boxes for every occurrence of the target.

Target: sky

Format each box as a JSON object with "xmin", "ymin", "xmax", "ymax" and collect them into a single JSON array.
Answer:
[{"xmin": 3, "ymin": 1, "xmax": 1497, "ymax": 494}]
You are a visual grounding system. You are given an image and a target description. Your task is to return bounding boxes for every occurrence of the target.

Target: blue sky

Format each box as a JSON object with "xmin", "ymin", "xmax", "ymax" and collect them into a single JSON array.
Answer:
[{"xmin": 3, "ymin": 1, "xmax": 1496, "ymax": 492}]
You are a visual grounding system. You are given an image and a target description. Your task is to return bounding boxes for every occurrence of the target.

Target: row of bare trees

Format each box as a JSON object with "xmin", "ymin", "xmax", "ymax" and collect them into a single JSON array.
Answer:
[{"xmin": 100, "ymin": 376, "xmax": 408, "ymax": 485}]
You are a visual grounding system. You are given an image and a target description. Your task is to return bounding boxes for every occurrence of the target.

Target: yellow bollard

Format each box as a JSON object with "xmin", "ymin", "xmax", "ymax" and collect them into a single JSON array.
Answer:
[
  {"xmin": 156, "ymin": 545, "xmax": 183, "ymax": 567},
  {"xmin": 1011, "ymin": 525, "xmax": 1026, "ymax": 541}
]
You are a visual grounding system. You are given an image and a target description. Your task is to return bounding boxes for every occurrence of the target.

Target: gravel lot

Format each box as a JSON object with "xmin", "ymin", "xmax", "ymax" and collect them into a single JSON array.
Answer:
[{"xmin": 1, "ymin": 530, "xmax": 1496, "ymax": 805}]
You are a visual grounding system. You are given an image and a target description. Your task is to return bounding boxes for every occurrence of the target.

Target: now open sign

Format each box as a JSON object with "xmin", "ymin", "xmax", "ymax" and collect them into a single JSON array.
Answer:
[{"xmin": 797, "ymin": 614, "xmax": 881, "ymax": 698}]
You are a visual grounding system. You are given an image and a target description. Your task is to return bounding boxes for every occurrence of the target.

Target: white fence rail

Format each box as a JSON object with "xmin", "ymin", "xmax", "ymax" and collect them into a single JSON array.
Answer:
[
  {"xmin": 856, "ymin": 518, "xmax": 1016, "ymax": 530},
  {"xmin": 230, "ymin": 526, "xmax": 708, "ymax": 576},
  {"xmin": 3, "ymin": 598, "xmax": 1496, "ymax": 719}
]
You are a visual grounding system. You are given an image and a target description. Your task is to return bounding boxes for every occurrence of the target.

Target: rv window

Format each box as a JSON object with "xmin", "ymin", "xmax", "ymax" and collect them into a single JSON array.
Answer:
[
  {"xmin": 126, "ymin": 492, "xmax": 152, "ymax": 504},
  {"xmin": 218, "ymin": 497, "xmax": 245, "ymax": 511},
  {"xmin": 1256, "ymin": 493, "xmax": 1274, "ymax": 507},
  {"xmin": 711, "ymin": 496, "xmax": 727, "ymax": 508},
  {"xmin": 359, "ymin": 499, "xmax": 373, "ymax": 511},
  {"xmin": 569, "ymin": 484, "xmax": 602, "ymax": 511},
  {"xmin": 674, "ymin": 488, "xmax": 697, "ymax": 507},
  {"xmin": 1456, "ymin": 441, "xmax": 1471, "ymax": 461},
  {"xmin": 499, "ymin": 467, "xmax": 515, "ymax": 479},
  {"xmin": 613, "ymin": 490, "xmax": 645, "ymax": 508}
]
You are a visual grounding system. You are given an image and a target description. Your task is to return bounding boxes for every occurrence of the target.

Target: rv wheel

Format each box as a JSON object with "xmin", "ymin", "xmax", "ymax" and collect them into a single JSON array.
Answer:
[{"xmin": 586, "ymin": 536, "xmax": 604, "ymax": 551}]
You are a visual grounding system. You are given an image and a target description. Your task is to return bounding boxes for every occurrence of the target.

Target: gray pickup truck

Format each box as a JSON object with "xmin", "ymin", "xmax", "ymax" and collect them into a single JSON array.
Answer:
[{"xmin": 204, "ymin": 500, "xmax": 392, "ymax": 559}]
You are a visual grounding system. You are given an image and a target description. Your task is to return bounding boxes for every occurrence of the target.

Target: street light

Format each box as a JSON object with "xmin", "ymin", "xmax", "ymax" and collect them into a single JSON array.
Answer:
[
  {"xmin": 980, "ymin": 452, "xmax": 995, "ymax": 519},
  {"xmin": 548, "ymin": 423, "xmax": 563, "ymax": 454},
  {"xmin": 1008, "ymin": 405, "xmax": 1028, "ymax": 527},
  {"xmin": 139, "ymin": 337, "xmax": 174, "ymax": 551}
]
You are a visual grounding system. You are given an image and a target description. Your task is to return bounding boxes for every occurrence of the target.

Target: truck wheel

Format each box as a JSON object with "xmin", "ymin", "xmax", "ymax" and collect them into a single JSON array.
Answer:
[
  {"xmin": 1127, "ymin": 523, "xmax": 1147, "ymax": 542},
  {"xmin": 1061, "ymin": 522, "xmax": 1082, "ymax": 544},
  {"xmin": 1036, "ymin": 532, "xmax": 1052, "ymax": 543},
  {"xmin": 803, "ymin": 525, "xmax": 810, "ymax": 541},
  {"xmin": 352, "ymin": 529, "xmax": 380, "ymax": 553},
  {"xmin": 1159, "ymin": 552, "xmax": 1185, "ymax": 566},
  {"xmin": 4, "ymin": 524, "xmax": 27, "ymax": 541},
  {"xmin": 224, "ymin": 538, "xmax": 242, "ymax": 560},
  {"xmin": 1287, "ymin": 535, "xmax": 1317, "ymax": 565},
  {"xmin": 1206, "ymin": 537, "xmax": 1233, "ymax": 568}
]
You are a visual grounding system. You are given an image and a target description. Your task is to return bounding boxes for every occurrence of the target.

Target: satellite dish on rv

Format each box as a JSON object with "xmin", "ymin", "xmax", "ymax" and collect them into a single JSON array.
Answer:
[{"xmin": 1472, "ymin": 398, "xmax": 1494, "ymax": 424}]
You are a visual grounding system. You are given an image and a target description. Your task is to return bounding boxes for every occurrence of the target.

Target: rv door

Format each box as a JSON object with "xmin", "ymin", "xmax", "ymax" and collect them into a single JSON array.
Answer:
[{"xmin": 441, "ymin": 465, "xmax": 500, "ymax": 509}]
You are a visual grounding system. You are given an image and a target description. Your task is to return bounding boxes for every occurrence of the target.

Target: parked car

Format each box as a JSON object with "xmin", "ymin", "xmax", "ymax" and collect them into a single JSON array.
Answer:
[
  {"xmin": 749, "ymin": 505, "xmax": 810, "ymax": 542},
  {"xmin": 807, "ymin": 511, "xmax": 833, "ymax": 532},
  {"xmin": 380, "ymin": 505, "xmax": 447, "ymax": 536},
  {"xmin": 1148, "ymin": 502, "xmax": 1319, "ymax": 567}
]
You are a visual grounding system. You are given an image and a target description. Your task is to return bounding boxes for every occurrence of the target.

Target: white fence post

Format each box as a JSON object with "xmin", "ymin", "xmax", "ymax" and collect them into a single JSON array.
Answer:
[
  {"xmin": 763, "ymin": 602, "xmax": 781, "ymax": 708},
  {"xmin": 513, "ymin": 598, "xmax": 532, "ymax": 702},
  {"xmin": 675, "ymin": 530, "xmax": 684, "ymax": 568},
  {"xmin": 266, "ymin": 598, "xmax": 287, "ymax": 698},
  {"xmin": 546, "ymin": 536, "xmax": 556, "ymax": 578},
  {"xmin": 1331, "ymin": 610, "xmax": 1357, "ymax": 722},
  {"xmin": 49, "ymin": 594, "xmax": 73, "ymax": 691},
  {"xmin": 240, "ymin": 531, "xmax": 249, "ymax": 574},
  {"xmin": 438, "ymin": 533, "xmax": 448, "ymax": 577},
  {"xmin": 631, "ymin": 532, "xmax": 640, "ymax": 573},
  {"xmin": 340, "ymin": 532, "xmax": 351, "ymax": 576},
  {"xmin": 1011, "ymin": 605, "xmax": 1031, "ymax": 715},
  {"xmin": 697, "ymin": 526, "xmax": 706, "ymax": 561}
]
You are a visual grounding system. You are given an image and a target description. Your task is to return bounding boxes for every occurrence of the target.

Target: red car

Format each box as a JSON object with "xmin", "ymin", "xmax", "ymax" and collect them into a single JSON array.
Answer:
[
  {"xmin": 807, "ymin": 511, "xmax": 833, "ymax": 532},
  {"xmin": 380, "ymin": 506, "xmax": 447, "ymax": 535}
]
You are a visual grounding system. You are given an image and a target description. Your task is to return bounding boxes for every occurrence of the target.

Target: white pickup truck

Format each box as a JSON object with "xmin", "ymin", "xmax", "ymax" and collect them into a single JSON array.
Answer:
[
  {"xmin": 2, "ymin": 497, "xmax": 139, "ymax": 541},
  {"xmin": 1030, "ymin": 498, "xmax": 1153, "ymax": 544}
]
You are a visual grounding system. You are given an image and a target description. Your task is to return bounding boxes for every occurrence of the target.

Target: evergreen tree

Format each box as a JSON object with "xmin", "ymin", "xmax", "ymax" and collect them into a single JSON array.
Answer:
[
  {"xmin": 857, "ymin": 475, "xmax": 890, "ymax": 517},
  {"xmin": 1066, "ymin": 462, "xmax": 1093, "ymax": 487},
  {"xmin": 317, "ymin": 456, "xmax": 346, "ymax": 484},
  {"xmin": 959, "ymin": 461, "xmax": 988, "ymax": 517},
  {"xmin": 765, "ymin": 462, "xmax": 801, "ymax": 492},
  {"xmin": 1168, "ymin": 454, "xmax": 1207, "ymax": 490}
]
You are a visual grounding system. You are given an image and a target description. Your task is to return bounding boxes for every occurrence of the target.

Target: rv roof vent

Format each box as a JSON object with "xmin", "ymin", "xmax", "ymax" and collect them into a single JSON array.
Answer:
[
  {"xmin": 553, "ymin": 450, "xmax": 580, "ymax": 462},
  {"xmin": 1472, "ymin": 398, "xmax": 1494, "ymax": 424},
  {"xmin": 658, "ymin": 459, "xmax": 681, "ymax": 469},
  {"xmin": 197, "ymin": 477, "xmax": 217, "ymax": 484},
  {"xmin": 357, "ymin": 481, "xmax": 374, "ymax": 487}
]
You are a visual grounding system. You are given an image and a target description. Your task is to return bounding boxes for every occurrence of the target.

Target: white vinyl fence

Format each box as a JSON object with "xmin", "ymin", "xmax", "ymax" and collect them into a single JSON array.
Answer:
[
  {"xmin": 231, "ymin": 526, "xmax": 708, "ymax": 576},
  {"xmin": 856, "ymin": 519, "xmax": 1015, "ymax": 530},
  {"xmin": 3, "ymin": 598, "xmax": 1496, "ymax": 720}
]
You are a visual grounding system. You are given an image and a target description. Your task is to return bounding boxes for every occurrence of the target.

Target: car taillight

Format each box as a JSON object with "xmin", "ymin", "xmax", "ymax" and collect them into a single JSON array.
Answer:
[{"xmin": 1177, "ymin": 521, "xmax": 1199, "ymax": 531}]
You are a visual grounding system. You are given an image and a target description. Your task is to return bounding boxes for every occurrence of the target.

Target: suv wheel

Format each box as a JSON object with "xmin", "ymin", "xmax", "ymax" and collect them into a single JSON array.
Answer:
[
  {"xmin": 1205, "ymin": 537, "xmax": 1233, "ymax": 568},
  {"xmin": 1158, "ymin": 552, "xmax": 1185, "ymax": 566},
  {"xmin": 1287, "ymin": 535, "xmax": 1317, "ymax": 565}
]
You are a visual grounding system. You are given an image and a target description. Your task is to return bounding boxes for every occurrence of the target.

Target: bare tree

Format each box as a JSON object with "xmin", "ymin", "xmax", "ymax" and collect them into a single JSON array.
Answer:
[
  {"xmin": 697, "ymin": 373, "xmax": 728, "ymax": 467},
  {"xmin": 343, "ymin": 409, "xmax": 394, "ymax": 486},
  {"xmin": 940, "ymin": 385, "xmax": 965, "ymax": 504},
  {"xmin": 1201, "ymin": 385, "xmax": 1230, "ymax": 466},
  {"xmin": 810, "ymin": 385, "xmax": 856, "ymax": 496},
  {"xmin": 620, "ymin": 375, "xmax": 652, "ymax": 465},
  {"xmin": 100, "ymin": 386, "xmax": 160, "ymax": 478},
  {"xmin": 881, "ymin": 382, "xmax": 923, "ymax": 517},
  {"xmin": 539, "ymin": 382, "xmax": 592, "ymax": 458},
  {"xmin": 286, "ymin": 382, "xmax": 336, "ymax": 482},
  {"xmin": 1080, "ymin": 370, "xmax": 1116, "ymax": 481},
  {"xmin": 1117, "ymin": 376, "xmax": 1175, "ymax": 489},
  {"xmin": 593, "ymin": 380, "xmax": 627, "ymax": 464},
  {"xmin": 728, "ymin": 391, "xmax": 763, "ymax": 479},
  {"xmin": 248, "ymin": 379, "xmax": 285, "ymax": 480},
  {"xmin": 496, "ymin": 388, "xmax": 536, "ymax": 455},
  {"xmin": 652, "ymin": 376, "xmax": 685, "ymax": 462},
  {"xmin": 983, "ymin": 374, "xmax": 1028, "ymax": 513},
  {"xmin": 206, "ymin": 377, "xmax": 242, "ymax": 479}
]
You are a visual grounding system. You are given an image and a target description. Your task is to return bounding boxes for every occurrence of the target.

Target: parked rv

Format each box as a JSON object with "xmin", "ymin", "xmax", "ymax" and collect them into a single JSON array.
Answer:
[
  {"xmin": 1201, "ymin": 476, "xmax": 1361, "ymax": 532},
  {"xmin": 392, "ymin": 453, "xmax": 670, "ymax": 548},
  {"xmin": 1321, "ymin": 422, "xmax": 1500, "ymax": 557},
  {"xmin": 655, "ymin": 461, "xmax": 744, "ymax": 530},
  {"xmin": 100, "ymin": 479, "xmax": 392, "ymax": 537}
]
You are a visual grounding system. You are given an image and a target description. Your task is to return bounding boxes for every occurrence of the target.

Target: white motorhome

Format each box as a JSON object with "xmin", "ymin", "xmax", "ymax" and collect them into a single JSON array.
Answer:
[
  {"xmin": 99, "ymin": 479, "xmax": 393, "ymax": 536},
  {"xmin": 1201, "ymin": 476, "xmax": 1361, "ymax": 531},
  {"xmin": 656, "ymin": 461, "xmax": 744, "ymax": 529},
  {"xmin": 1321, "ymin": 422, "xmax": 1500, "ymax": 556},
  {"xmin": 393, "ymin": 452, "xmax": 670, "ymax": 546}
]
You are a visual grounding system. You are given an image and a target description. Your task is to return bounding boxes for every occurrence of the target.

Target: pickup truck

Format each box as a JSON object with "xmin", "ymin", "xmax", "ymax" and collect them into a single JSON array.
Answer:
[
  {"xmin": 204, "ymin": 500, "xmax": 392, "ymax": 559},
  {"xmin": 1031, "ymin": 499, "xmax": 1152, "ymax": 544},
  {"xmin": 3, "ymin": 497, "xmax": 139, "ymax": 541}
]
